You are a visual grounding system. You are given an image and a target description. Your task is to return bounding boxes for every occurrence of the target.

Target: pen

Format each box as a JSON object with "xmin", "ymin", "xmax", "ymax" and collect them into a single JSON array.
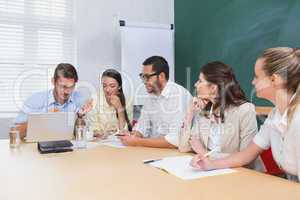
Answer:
[
  {"xmin": 143, "ymin": 159, "xmax": 162, "ymax": 164},
  {"xmin": 114, "ymin": 133, "xmax": 126, "ymax": 137},
  {"xmin": 196, "ymin": 147, "xmax": 218, "ymax": 162},
  {"xmin": 204, "ymin": 147, "xmax": 218, "ymax": 157}
]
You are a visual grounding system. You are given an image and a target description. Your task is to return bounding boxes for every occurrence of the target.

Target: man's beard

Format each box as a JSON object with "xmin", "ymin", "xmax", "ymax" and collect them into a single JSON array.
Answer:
[
  {"xmin": 151, "ymin": 80, "xmax": 162, "ymax": 95},
  {"xmin": 63, "ymin": 94, "xmax": 70, "ymax": 100}
]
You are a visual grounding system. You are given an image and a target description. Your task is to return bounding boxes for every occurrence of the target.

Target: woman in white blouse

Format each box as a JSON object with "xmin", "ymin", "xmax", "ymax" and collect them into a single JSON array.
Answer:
[
  {"xmin": 191, "ymin": 47, "xmax": 300, "ymax": 182},
  {"xmin": 87, "ymin": 69, "xmax": 132, "ymax": 138},
  {"xmin": 179, "ymin": 61, "xmax": 263, "ymax": 170}
]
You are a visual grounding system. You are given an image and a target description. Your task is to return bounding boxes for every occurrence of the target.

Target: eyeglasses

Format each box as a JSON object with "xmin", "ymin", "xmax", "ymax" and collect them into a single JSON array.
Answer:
[{"xmin": 139, "ymin": 72, "xmax": 158, "ymax": 82}]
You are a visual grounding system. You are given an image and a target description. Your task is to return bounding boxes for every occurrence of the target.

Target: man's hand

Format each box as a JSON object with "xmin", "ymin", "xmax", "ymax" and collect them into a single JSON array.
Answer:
[
  {"xmin": 93, "ymin": 130, "xmax": 106, "ymax": 139},
  {"xmin": 118, "ymin": 134, "xmax": 141, "ymax": 146},
  {"xmin": 16, "ymin": 123, "xmax": 27, "ymax": 140},
  {"xmin": 78, "ymin": 99, "xmax": 93, "ymax": 117}
]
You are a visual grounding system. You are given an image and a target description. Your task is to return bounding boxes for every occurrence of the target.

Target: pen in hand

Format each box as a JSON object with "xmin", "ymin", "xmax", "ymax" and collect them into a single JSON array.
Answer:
[{"xmin": 196, "ymin": 147, "xmax": 218, "ymax": 162}]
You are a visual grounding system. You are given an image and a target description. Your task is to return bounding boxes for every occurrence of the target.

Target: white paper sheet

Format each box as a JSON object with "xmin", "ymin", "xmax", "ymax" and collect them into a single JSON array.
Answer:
[
  {"xmin": 99, "ymin": 135, "xmax": 126, "ymax": 148},
  {"xmin": 149, "ymin": 155, "xmax": 236, "ymax": 180},
  {"xmin": 71, "ymin": 135, "xmax": 126, "ymax": 149},
  {"xmin": 86, "ymin": 141, "xmax": 101, "ymax": 149},
  {"xmin": 71, "ymin": 140, "xmax": 101, "ymax": 149}
]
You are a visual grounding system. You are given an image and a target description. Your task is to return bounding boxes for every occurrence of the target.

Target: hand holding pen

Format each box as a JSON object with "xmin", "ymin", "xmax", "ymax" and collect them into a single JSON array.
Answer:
[{"xmin": 190, "ymin": 148, "xmax": 218, "ymax": 171}]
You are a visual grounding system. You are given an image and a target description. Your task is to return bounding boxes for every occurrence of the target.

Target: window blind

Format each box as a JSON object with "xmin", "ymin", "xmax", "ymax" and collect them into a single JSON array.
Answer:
[{"xmin": 0, "ymin": 0, "xmax": 75, "ymax": 116}]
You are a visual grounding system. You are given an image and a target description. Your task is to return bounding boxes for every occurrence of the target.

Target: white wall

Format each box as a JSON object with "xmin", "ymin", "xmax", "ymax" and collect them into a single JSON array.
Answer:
[
  {"xmin": 0, "ymin": 118, "xmax": 13, "ymax": 139},
  {"xmin": 75, "ymin": 0, "xmax": 174, "ymax": 89},
  {"xmin": 0, "ymin": 0, "xmax": 174, "ymax": 138}
]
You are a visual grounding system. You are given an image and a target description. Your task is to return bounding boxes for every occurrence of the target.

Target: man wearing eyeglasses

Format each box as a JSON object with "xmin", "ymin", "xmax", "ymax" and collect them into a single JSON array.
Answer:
[
  {"xmin": 14, "ymin": 63, "xmax": 92, "ymax": 139},
  {"xmin": 119, "ymin": 56, "xmax": 192, "ymax": 148}
]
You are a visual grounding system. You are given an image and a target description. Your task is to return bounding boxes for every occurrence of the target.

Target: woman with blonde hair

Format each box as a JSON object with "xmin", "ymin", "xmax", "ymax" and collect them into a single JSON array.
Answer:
[{"xmin": 191, "ymin": 47, "xmax": 300, "ymax": 182}]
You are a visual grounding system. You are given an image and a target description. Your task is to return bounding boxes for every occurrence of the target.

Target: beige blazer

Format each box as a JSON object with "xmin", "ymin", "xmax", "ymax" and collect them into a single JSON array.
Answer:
[{"xmin": 178, "ymin": 102, "xmax": 264, "ymax": 171}]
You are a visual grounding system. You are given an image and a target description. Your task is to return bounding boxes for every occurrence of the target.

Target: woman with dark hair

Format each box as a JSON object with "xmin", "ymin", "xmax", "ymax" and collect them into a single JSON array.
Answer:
[
  {"xmin": 191, "ymin": 48, "xmax": 300, "ymax": 182},
  {"xmin": 179, "ymin": 61, "xmax": 263, "ymax": 170},
  {"xmin": 88, "ymin": 69, "xmax": 132, "ymax": 138}
]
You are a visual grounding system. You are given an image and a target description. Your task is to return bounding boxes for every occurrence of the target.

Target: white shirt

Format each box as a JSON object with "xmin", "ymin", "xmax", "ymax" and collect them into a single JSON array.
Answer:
[
  {"xmin": 253, "ymin": 108, "xmax": 287, "ymax": 166},
  {"xmin": 282, "ymin": 106, "xmax": 300, "ymax": 178},
  {"xmin": 134, "ymin": 81, "xmax": 192, "ymax": 146},
  {"xmin": 207, "ymin": 120, "xmax": 223, "ymax": 152},
  {"xmin": 253, "ymin": 106, "xmax": 299, "ymax": 178}
]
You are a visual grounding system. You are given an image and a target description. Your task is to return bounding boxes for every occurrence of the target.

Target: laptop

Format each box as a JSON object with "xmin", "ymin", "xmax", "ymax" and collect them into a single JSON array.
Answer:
[{"xmin": 25, "ymin": 112, "xmax": 76, "ymax": 142}]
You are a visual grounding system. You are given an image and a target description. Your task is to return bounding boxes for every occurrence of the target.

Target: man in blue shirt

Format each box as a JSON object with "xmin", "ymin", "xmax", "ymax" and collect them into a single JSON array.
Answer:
[{"xmin": 15, "ymin": 63, "xmax": 92, "ymax": 138}]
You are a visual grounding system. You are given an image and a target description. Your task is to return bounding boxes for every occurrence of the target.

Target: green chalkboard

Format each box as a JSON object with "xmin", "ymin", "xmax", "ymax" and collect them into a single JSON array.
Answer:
[{"xmin": 175, "ymin": 0, "xmax": 300, "ymax": 105}]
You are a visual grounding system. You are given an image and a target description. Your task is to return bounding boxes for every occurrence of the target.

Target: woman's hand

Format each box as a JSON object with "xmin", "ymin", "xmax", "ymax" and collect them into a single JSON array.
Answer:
[
  {"xmin": 189, "ymin": 135, "xmax": 206, "ymax": 154},
  {"xmin": 185, "ymin": 97, "xmax": 210, "ymax": 121},
  {"xmin": 193, "ymin": 97, "xmax": 210, "ymax": 111},
  {"xmin": 190, "ymin": 154, "xmax": 215, "ymax": 171},
  {"xmin": 108, "ymin": 95, "xmax": 123, "ymax": 111}
]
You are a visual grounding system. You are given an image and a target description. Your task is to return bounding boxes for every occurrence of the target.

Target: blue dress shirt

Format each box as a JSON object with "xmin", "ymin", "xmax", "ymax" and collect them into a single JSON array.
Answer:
[{"xmin": 14, "ymin": 89, "xmax": 84, "ymax": 123}]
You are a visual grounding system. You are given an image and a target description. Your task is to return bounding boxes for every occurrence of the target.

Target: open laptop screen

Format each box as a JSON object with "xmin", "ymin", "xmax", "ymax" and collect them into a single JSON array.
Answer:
[{"xmin": 26, "ymin": 112, "xmax": 76, "ymax": 142}]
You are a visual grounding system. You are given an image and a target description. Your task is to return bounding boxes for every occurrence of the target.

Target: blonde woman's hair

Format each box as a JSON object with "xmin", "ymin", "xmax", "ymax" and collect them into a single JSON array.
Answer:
[{"xmin": 259, "ymin": 47, "xmax": 300, "ymax": 123}]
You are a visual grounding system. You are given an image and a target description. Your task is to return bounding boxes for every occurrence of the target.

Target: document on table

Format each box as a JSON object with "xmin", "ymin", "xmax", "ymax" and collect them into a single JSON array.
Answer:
[
  {"xmin": 71, "ymin": 135, "xmax": 126, "ymax": 149},
  {"xmin": 71, "ymin": 140, "xmax": 101, "ymax": 149},
  {"xmin": 99, "ymin": 135, "xmax": 126, "ymax": 148},
  {"xmin": 148, "ymin": 155, "xmax": 236, "ymax": 180},
  {"xmin": 86, "ymin": 141, "xmax": 101, "ymax": 149}
]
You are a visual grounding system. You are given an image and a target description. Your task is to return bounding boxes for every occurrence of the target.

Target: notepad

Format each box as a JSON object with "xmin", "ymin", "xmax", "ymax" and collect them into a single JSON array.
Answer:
[{"xmin": 148, "ymin": 155, "xmax": 236, "ymax": 180}]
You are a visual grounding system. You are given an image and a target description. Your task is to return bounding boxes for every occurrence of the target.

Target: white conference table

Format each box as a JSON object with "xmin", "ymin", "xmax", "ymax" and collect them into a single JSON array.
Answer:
[{"xmin": 0, "ymin": 140, "xmax": 299, "ymax": 200}]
